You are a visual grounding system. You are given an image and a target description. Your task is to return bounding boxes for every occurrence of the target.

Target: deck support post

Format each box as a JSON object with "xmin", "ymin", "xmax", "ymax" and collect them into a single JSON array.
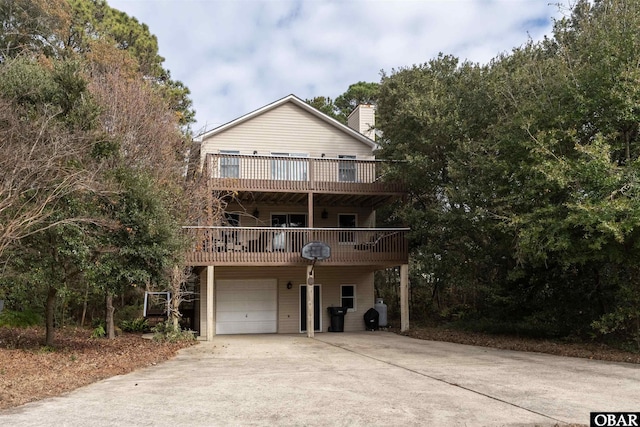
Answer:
[
  {"xmin": 306, "ymin": 265, "xmax": 315, "ymax": 338},
  {"xmin": 308, "ymin": 192, "xmax": 314, "ymax": 228},
  {"xmin": 206, "ymin": 265, "xmax": 215, "ymax": 341},
  {"xmin": 400, "ymin": 264, "xmax": 409, "ymax": 332}
]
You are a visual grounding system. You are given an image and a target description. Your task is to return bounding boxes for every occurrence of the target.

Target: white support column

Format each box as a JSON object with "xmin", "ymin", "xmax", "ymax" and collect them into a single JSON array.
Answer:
[
  {"xmin": 198, "ymin": 268, "xmax": 207, "ymax": 339},
  {"xmin": 400, "ymin": 264, "xmax": 409, "ymax": 332},
  {"xmin": 306, "ymin": 264, "xmax": 314, "ymax": 338},
  {"xmin": 206, "ymin": 265, "xmax": 215, "ymax": 341}
]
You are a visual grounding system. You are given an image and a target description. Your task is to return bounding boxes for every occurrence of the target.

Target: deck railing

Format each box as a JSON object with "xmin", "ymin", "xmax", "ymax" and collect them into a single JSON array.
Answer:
[
  {"xmin": 183, "ymin": 226, "xmax": 409, "ymax": 266},
  {"xmin": 205, "ymin": 153, "xmax": 404, "ymax": 194}
]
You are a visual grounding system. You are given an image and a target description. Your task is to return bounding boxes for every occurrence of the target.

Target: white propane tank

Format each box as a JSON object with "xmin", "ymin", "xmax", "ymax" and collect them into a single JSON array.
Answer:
[{"xmin": 374, "ymin": 298, "xmax": 387, "ymax": 327}]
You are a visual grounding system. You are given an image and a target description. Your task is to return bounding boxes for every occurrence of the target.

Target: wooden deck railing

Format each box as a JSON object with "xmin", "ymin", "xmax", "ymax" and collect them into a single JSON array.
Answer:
[
  {"xmin": 205, "ymin": 153, "xmax": 404, "ymax": 194},
  {"xmin": 183, "ymin": 227, "xmax": 409, "ymax": 266}
]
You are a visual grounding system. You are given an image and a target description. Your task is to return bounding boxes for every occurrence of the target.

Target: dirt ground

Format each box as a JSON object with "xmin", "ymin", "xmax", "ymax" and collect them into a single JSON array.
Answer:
[{"xmin": 0, "ymin": 325, "xmax": 637, "ymax": 412}]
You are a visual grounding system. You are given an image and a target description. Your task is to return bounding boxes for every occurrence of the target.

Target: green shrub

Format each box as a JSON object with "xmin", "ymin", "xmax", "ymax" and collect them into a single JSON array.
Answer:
[
  {"xmin": 120, "ymin": 318, "xmax": 149, "ymax": 333},
  {"xmin": 90, "ymin": 324, "xmax": 105, "ymax": 338},
  {"xmin": 115, "ymin": 304, "xmax": 144, "ymax": 324},
  {"xmin": 591, "ymin": 309, "xmax": 640, "ymax": 352},
  {"xmin": 451, "ymin": 316, "xmax": 563, "ymax": 340},
  {"xmin": 0, "ymin": 309, "xmax": 42, "ymax": 327},
  {"xmin": 40, "ymin": 345, "xmax": 56, "ymax": 353},
  {"xmin": 152, "ymin": 320, "xmax": 195, "ymax": 343},
  {"xmin": 91, "ymin": 318, "xmax": 104, "ymax": 329}
]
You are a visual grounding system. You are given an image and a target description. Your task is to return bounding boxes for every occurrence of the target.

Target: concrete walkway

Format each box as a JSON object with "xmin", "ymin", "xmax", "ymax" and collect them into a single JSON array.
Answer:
[{"xmin": 1, "ymin": 332, "xmax": 638, "ymax": 426}]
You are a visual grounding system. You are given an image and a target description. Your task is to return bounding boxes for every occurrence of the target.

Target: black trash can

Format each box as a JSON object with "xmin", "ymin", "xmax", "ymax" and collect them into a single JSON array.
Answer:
[
  {"xmin": 364, "ymin": 307, "xmax": 379, "ymax": 331},
  {"xmin": 327, "ymin": 306, "xmax": 347, "ymax": 332}
]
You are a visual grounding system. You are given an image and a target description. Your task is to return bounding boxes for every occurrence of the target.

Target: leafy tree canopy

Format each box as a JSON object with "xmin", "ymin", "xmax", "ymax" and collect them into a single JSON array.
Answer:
[
  {"xmin": 376, "ymin": 0, "xmax": 640, "ymax": 347},
  {"xmin": 306, "ymin": 81, "xmax": 379, "ymax": 124},
  {"xmin": 0, "ymin": 0, "xmax": 193, "ymax": 343}
]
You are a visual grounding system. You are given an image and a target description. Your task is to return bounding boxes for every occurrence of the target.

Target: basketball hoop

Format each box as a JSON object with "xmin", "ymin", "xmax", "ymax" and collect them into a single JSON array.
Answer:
[{"xmin": 301, "ymin": 241, "xmax": 331, "ymax": 261}]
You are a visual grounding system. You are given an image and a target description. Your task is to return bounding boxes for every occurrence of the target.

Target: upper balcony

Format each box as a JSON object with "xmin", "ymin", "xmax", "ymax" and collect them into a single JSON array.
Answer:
[
  {"xmin": 183, "ymin": 226, "xmax": 409, "ymax": 268},
  {"xmin": 204, "ymin": 153, "xmax": 405, "ymax": 206}
]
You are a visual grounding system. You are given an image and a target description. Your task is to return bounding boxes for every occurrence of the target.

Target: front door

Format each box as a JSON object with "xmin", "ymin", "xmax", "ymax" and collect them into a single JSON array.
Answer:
[{"xmin": 300, "ymin": 285, "xmax": 321, "ymax": 332}]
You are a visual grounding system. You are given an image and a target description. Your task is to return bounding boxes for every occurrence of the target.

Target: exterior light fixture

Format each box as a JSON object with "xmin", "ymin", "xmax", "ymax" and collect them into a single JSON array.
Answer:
[
  {"xmin": 253, "ymin": 208, "xmax": 260, "ymax": 218},
  {"xmin": 321, "ymin": 209, "xmax": 328, "ymax": 219},
  {"xmin": 287, "ymin": 281, "xmax": 293, "ymax": 289}
]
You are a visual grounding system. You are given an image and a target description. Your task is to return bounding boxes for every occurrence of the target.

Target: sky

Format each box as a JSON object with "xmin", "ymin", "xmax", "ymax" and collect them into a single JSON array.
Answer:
[{"xmin": 107, "ymin": 0, "xmax": 566, "ymax": 135}]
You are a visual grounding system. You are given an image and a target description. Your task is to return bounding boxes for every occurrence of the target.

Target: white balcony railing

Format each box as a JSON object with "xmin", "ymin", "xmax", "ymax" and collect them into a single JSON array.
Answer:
[
  {"xmin": 183, "ymin": 226, "xmax": 409, "ymax": 266},
  {"xmin": 205, "ymin": 154, "xmax": 404, "ymax": 194}
]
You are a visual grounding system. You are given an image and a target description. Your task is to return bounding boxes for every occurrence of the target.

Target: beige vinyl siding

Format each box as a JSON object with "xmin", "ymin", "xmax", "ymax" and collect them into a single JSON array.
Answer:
[
  {"xmin": 209, "ymin": 266, "xmax": 375, "ymax": 333},
  {"xmin": 278, "ymin": 274, "xmax": 303, "ymax": 333},
  {"xmin": 201, "ymin": 103, "xmax": 374, "ymax": 159},
  {"xmin": 316, "ymin": 267, "xmax": 374, "ymax": 332}
]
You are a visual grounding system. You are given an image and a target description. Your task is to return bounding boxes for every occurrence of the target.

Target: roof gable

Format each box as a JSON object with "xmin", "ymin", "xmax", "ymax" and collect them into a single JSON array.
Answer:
[{"xmin": 197, "ymin": 95, "xmax": 376, "ymax": 150}]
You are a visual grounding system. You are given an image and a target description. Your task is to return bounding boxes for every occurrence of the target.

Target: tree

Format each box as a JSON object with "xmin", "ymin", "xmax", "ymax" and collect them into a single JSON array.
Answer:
[
  {"xmin": 67, "ymin": 0, "xmax": 195, "ymax": 129},
  {"xmin": 0, "ymin": 57, "xmax": 101, "ymax": 261},
  {"xmin": 334, "ymin": 81, "xmax": 379, "ymax": 122},
  {"xmin": 89, "ymin": 170, "xmax": 183, "ymax": 339},
  {"xmin": 375, "ymin": 0, "xmax": 640, "ymax": 347},
  {"xmin": 306, "ymin": 82, "xmax": 379, "ymax": 124},
  {"xmin": 376, "ymin": 55, "xmax": 509, "ymax": 322},
  {"xmin": 509, "ymin": 0, "xmax": 640, "ymax": 344},
  {"xmin": 0, "ymin": 0, "xmax": 70, "ymax": 60},
  {"xmin": 82, "ymin": 42, "xmax": 188, "ymax": 339},
  {"xmin": 305, "ymin": 96, "xmax": 339, "ymax": 121},
  {"xmin": 0, "ymin": 55, "xmax": 110, "ymax": 346},
  {"xmin": 0, "ymin": 0, "xmax": 194, "ymax": 344}
]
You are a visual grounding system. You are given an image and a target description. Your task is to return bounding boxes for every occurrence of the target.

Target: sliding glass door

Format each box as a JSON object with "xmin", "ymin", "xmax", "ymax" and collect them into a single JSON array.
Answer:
[{"xmin": 271, "ymin": 153, "xmax": 308, "ymax": 181}]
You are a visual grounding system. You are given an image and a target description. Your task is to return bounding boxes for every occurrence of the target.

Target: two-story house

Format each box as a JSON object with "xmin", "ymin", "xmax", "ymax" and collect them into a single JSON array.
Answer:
[{"xmin": 184, "ymin": 95, "xmax": 409, "ymax": 340}]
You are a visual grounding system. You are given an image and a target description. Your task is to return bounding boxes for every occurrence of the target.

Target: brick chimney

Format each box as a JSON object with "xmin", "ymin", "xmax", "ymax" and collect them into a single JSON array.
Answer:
[{"xmin": 347, "ymin": 104, "xmax": 375, "ymax": 141}]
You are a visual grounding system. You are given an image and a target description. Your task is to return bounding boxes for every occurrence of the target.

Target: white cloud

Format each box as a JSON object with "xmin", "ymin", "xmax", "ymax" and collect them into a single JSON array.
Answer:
[{"xmin": 107, "ymin": 0, "xmax": 565, "ymax": 134}]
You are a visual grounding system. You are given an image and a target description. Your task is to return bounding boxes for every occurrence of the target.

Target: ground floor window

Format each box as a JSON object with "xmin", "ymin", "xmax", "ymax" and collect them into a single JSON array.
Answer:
[{"xmin": 341, "ymin": 284, "xmax": 356, "ymax": 312}]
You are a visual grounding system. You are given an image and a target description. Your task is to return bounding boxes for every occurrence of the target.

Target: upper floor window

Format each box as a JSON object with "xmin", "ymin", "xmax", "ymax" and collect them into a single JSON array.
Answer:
[
  {"xmin": 338, "ymin": 155, "xmax": 356, "ymax": 182},
  {"xmin": 220, "ymin": 150, "xmax": 239, "ymax": 178},
  {"xmin": 271, "ymin": 153, "xmax": 308, "ymax": 181}
]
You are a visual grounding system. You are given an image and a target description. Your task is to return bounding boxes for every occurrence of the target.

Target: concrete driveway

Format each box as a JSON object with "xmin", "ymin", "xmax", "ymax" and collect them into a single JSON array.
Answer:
[{"xmin": 1, "ymin": 332, "xmax": 638, "ymax": 426}]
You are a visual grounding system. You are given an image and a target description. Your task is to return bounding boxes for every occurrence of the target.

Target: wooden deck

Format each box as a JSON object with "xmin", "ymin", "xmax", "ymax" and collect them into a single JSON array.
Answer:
[
  {"xmin": 205, "ymin": 153, "xmax": 404, "ymax": 195},
  {"xmin": 183, "ymin": 227, "xmax": 409, "ymax": 267}
]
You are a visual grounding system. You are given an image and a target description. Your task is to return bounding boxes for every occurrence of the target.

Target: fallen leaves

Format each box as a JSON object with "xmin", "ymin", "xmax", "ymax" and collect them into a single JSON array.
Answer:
[
  {"xmin": 399, "ymin": 326, "xmax": 640, "ymax": 364},
  {"xmin": 0, "ymin": 326, "xmax": 196, "ymax": 410}
]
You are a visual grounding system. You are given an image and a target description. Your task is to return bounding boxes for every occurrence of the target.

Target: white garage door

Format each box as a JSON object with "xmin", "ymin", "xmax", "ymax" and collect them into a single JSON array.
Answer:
[{"xmin": 216, "ymin": 279, "xmax": 277, "ymax": 334}]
